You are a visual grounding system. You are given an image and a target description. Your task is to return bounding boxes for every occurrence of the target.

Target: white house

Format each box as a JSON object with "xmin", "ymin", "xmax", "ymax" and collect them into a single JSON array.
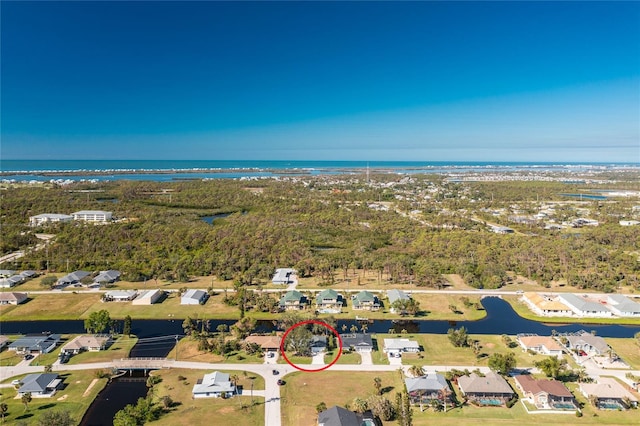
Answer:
[
  {"xmin": 103, "ymin": 290, "xmax": 138, "ymax": 302},
  {"xmin": 558, "ymin": 294, "xmax": 612, "ymax": 317},
  {"xmin": 522, "ymin": 293, "xmax": 573, "ymax": 317},
  {"xmin": 517, "ymin": 334, "xmax": 564, "ymax": 357},
  {"xmin": 383, "ymin": 338, "xmax": 420, "ymax": 355},
  {"xmin": 29, "ymin": 213, "xmax": 73, "ymax": 227},
  {"xmin": 61, "ymin": 335, "xmax": 111, "ymax": 354},
  {"xmin": 71, "ymin": 210, "xmax": 113, "ymax": 222},
  {"xmin": 606, "ymin": 295, "xmax": 640, "ymax": 317},
  {"xmin": 564, "ymin": 331, "xmax": 610, "ymax": 356},
  {"xmin": 0, "ymin": 276, "xmax": 24, "ymax": 288},
  {"xmin": 192, "ymin": 371, "xmax": 236, "ymax": 398},
  {"xmin": 272, "ymin": 268, "xmax": 296, "ymax": 285},
  {"xmin": 181, "ymin": 289, "xmax": 209, "ymax": 305},
  {"xmin": 132, "ymin": 289, "xmax": 164, "ymax": 305}
]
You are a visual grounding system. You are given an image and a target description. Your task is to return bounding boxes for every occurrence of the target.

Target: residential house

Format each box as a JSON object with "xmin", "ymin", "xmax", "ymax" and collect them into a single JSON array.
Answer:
[
  {"xmin": 272, "ymin": 268, "xmax": 295, "ymax": 285},
  {"xmin": 244, "ymin": 334, "xmax": 282, "ymax": 352},
  {"xmin": 339, "ymin": 333, "xmax": 373, "ymax": 353},
  {"xmin": 19, "ymin": 270, "xmax": 38, "ymax": 280},
  {"xmin": 181, "ymin": 289, "xmax": 209, "ymax": 305},
  {"xmin": 579, "ymin": 377, "xmax": 639, "ymax": 410},
  {"xmin": 405, "ymin": 373, "xmax": 452, "ymax": 405},
  {"xmin": 0, "ymin": 275, "xmax": 23, "ymax": 288},
  {"xmin": 93, "ymin": 270, "xmax": 121, "ymax": 286},
  {"xmin": 29, "ymin": 213, "xmax": 73, "ymax": 227},
  {"xmin": 516, "ymin": 334, "xmax": 564, "ymax": 357},
  {"xmin": 387, "ymin": 289, "xmax": 411, "ymax": 314},
  {"xmin": 457, "ymin": 372, "xmax": 515, "ymax": 406},
  {"xmin": 71, "ymin": 210, "xmax": 113, "ymax": 222},
  {"xmin": 192, "ymin": 371, "xmax": 236, "ymax": 398},
  {"xmin": 9, "ymin": 334, "xmax": 61, "ymax": 354},
  {"xmin": 57, "ymin": 270, "xmax": 91, "ymax": 287},
  {"xmin": 383, "ymin": 338, "xmax": 420, "ymax": 355},
  {"xmin": 564, "ymin": 331, "xmax": 610, "ymax": 356},
  {"xmin": 132, "ymin": 289, "xmax": 164, "ymax": 305},
  {"xmin": 514, "ymin": 375, "xmax": 577, "ymax": 410},
  {"xmin": 0, "ymin": 292, "xmax": 27, "ymax": 305},
  {"xmin": 0, "ymin": 270, "xmax": 16, "ymax": 278},
  {"xmin": 606, "ymin": 295, "xmax": 640, "ymax": 317},
  {"xmin": 103, "ymin": 290, "xmax": 138, "ymax": 302},
  {"xmin": 558, "ymin": 294, "xmax": 612, "ymax": 317},
  {"xmin": 311, "ymin": 336, "xmax": 327, "ymax": 354},
  {"xmin": 279, "ymin": 290, "xmax": 306, "ymax": 311},
  {"xmin": 17, "ymin": 373, "xmax": 63, "ymax": 397},
  {"xmin": 317, "ymin": 405, "xmax": 375, "ymax": 426},
  {"xmin": 61, "ymin": 335, "xmax": 111, "ymax": 355},
  {"xmin": 521, "ymin": 293, "xmax": 573, "ymax": 317},
  {"xmin": 351, "ymin": 291, "xmax": 380, "ymax": 311},
  {"xmin": 315, "ymin": 289, "xmax": 343, "ymax": 313}
]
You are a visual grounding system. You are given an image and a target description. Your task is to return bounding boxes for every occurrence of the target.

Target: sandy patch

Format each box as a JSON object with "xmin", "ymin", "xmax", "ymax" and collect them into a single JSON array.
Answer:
[
  {"xmin": 485, "ymin": 343, "xmax": 495, "ymax": 349},
  {"xmin": 82, "ymin": 378, "xmax": 100, "ymax": 397},
  {"xmin": 57, "ymin": 394, "xmax": 68, "ymax": 401}
]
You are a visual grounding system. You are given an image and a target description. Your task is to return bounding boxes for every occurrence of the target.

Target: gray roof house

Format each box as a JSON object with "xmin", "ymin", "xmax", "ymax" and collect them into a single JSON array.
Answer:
[
  {"xmin": 0, "ymin": 275, "xmax": 24, "ymax": 288},
  {"xmin": 279, "ymin": 290, "xmax": 306, "ymax": 311},
  {"xmin": 316, "ymin": 289, "xmax": 343, "ymax": 313},
  {"xmin": 192, "ymin": 371, "xmax": 236, "ymax": 398},
  {"xmin": 383, "ymin": 338, "xmax": 420, "ymax": 354},
  {"xmin": 405, "ymin": 373, "xmax": 451, "ymax": 404},
  {"xmin": 339, "ymin": 333, "xmax": 373, "ymax": 352},
  {"xmin": 19, "ymin": 270, "xmax": 38, "ymax": 279},
  {"xmin": 558, "ymin": 294, "xmax": 612, "ymax": 317},
  {"xmin": 457, "ymin": 372, "xmax": 515, "ymax": 406},
  {"xmin": 565, "ymin": 331, "xmax": 610, "ymax": 355},
  {"xmin": 317, "ymin": 405, "xmax": 374, "ymax": 426},
  {"xmin": 311, "ymin": 335, "xmax": 327, "ymax": 354},
  {"xmin": 18, "ymin": 373, "xmax": 63, "ymax": 397},
  {"xmin": 351, "ymin": 291, "xmax": 380, "ymax": 311},
  {"xmin": 181, "ymin": 289, "xmax": 209, "ymax": 305},
  {"xmin": 57, "ymin": 270, "xmax": 91, "ymax": 287},
  {"xmin": 272, "ymin": 268, "xmax": 295, "ymax": 284},
  {"xmin": 0, "ymin": 270, "xmax": 16, "ymax": 278},
  {"xmin": 387, "ymin": 289, "xmax": 410, "ymax": 313},
  {"xmin": 9, "ymin": 334, "xmax": 61, "ymax": 354},
  {"xmin": 93, "ymin": 270, "xmax": 121, "ymax": 285},
  {"xmin": 606, "ymin": 295, "xmax": 640, "ymax": 317}
]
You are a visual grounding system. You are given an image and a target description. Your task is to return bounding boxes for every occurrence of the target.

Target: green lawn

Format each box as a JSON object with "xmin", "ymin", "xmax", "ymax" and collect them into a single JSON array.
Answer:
[
  {"xmin": 0, "ymin": 293, "xmax": 101, "ymax": 320},
  {"xmin": 605, "ymin": 338, "xmax": 640, "ymax": 369},
  {"xmin": 327, "ymin": 351, "xmax": 362, "ymax": 364},
  {"xmin": 278, "ymin": 352, "xmax": 312, "ymax": 365},
  {"xmin": 150, "ymin": 368, "xmax": 264, "ymax": 426},
  {"xmin": 165, "ymin": 338, "xmax": 264, "ymax": 364},
  {"xmin": 0, "ymin": 369, "xmax": 108, "ymax": 425},
  {"xmin": 280, "ymin": 370, "xmax": 404, "ymax": 426}
]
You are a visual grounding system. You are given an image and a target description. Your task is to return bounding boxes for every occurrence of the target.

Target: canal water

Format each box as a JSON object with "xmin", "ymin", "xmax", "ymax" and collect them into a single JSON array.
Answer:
[{"xmin": 2, "ymin": 297, "xmax": 638, "ymax": 425}]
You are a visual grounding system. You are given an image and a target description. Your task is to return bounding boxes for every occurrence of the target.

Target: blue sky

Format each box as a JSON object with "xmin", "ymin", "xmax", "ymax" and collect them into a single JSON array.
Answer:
[{"xmin": 2, "ymin": 1, "xmax": 639, "ymax": 162}]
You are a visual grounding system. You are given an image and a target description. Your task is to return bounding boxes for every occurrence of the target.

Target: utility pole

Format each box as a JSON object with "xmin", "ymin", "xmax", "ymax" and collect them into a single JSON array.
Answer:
[{"xmin": 174, "ymin": 335, "xmax": 179, "ymax": 361}]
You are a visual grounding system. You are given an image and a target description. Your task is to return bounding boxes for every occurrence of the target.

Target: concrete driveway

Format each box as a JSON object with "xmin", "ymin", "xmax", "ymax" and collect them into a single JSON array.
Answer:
[
  {"xmin": 387, "ymin": 354, "xmax": 403, "ymax": 366},
  {"xmin": 264, "ymin": 351, "xmax": 279, "ymax": 365},
  {"xmin": 311, "ymin": 352, "xmax": 325, "ymax": 365},
  {"xmin": 359, "ymin": 351, "xmax": 373, "ymax": 365}
]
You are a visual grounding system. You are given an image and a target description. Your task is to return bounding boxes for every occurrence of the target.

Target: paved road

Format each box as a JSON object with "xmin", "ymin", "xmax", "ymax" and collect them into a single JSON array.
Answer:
[{"xmin": 2, "ymin": 358, "xmax": 639, "ymax": 426}]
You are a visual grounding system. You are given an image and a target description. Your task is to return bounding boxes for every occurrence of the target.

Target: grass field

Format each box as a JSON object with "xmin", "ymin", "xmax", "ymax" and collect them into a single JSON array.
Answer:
[
  {"xmin": 0, "ymin": 348, "xmax": 22, "ymax": 366},
  {"xmin": 166, "ymin": 338, "xmax": 265, "ymax": 365},
  {"xmin": 0, "ymin": 293, "xmax": 102, "ymax": 320},
  {"xmin": 326, "ymin": 351, "xmax": 361, "ymax": 365},
  {"xmin": 605, "ymin": 338, "xmax": 640, "ymax": 369},
  {"xmin": 150, "ymin": 368, "xmax": 264, "ymax": 426},
  {"xmin": 0, "ymin": 369, "xmax": 108, "ymax": 425},
  {"xmin": 280, "ymin": 370, "xmax": 404, "ymax": 426}
]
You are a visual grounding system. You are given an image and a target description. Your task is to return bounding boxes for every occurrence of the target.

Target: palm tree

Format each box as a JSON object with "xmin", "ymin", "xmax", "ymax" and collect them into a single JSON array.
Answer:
[
  {"xmin": 21, "ymin": 392, "xmax": 32, "ymax": 412},
  {"xmin": 408, "ymin": 365, "xmax": 424, "ymax": 378},
  {"xmin": 0, "ymin": 403, "xmax": 7, "ymax": 423},
  {"xmin": 373, "ymin": 377, "xmax": 382, "ymax": 395}
]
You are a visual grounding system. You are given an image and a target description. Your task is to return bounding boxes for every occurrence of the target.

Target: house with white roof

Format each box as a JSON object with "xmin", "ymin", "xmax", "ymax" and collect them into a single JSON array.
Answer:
[
  {"xmin": 29, "ymin": 213, "xmax": 73, "ymax": 227},
  {"xmin": 181, "ymin": 289, "xmax": 209, "ymax": 305},
  {"xmin": 192, "ymin": 371, "xmax": 236, "ymax": 398},
  {"xmin": 383, "ymin": 338, "xmax": 420, "ymax": 355},
  {"xmin": 606, "ymin": 295, "xmax": 640, "ymax": 317},
  {"xmin": 103, "ymin": 290, "xmax": 138, "ymax": 302},
  {"xmin": 132, "ymin": 289, "xmax": 164, "ymax": 305},
  {"xmin": 0, "ymin": 275, "xmax": 24, "ymax": 288},
  {"xmin": 558, "ymin": 294, "xmax": 612, "ymax": 317},
  {"xmin": 272, "ymin": 268, "xmax": 295, "ymax": 285},
  {"xmin": 72, "ymin": 210, "xmax": 112, "ymax": 222}
]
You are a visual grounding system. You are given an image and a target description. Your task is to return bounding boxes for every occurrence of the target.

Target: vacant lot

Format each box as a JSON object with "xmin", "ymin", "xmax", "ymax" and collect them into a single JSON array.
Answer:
[
  {"xmin": 0, "ymin": 293, "xmax": 101, "ymax": 320},
  {"xmin": 166, "ymin": 338, "xmax": 264, "ymax": 365},
  {"xmin": 605, "ymin": 338, "xmax": 640, "ymax": 369}
]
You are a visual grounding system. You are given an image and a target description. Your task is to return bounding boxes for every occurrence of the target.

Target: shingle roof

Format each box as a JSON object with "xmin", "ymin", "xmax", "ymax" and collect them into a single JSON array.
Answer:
[
  {"xmin": 387, "ymin": 289, "xmax": 410, "ymax": 304},
  {"xmin": 517, "ymin": 335, "xmax": 563, "ymax": 352},
  {"xmin": 457, "ymin": 372, "xmax": 514, "ymax": 395},
  {"xmin": 559, "ymin": 294, "xmax": 609, "ymax": 313},
  {"xmin": 192, "ymin": 371, "xmax": 235, "ymax": 394},
  {"xmin": 339, "ymin": 333, "xmax": 373, "ymax": 349},
  {"xmin": 514, "ymin": 375, "xmax": 573, "ymax": 398},
  {"xmin": 317, "ymin": 405, "xmax": 362, "ymax": 426},
  {"xmin": 93, "ymin": 270, "xmax": 120, "ymax": 283},
  {"xmin": 405, "ymin": 373, "xmax": 449, "ymax": 393},
  {"xmin": 18, "ymin": 373, "xmax": 59, "ymax": 393},
  {"xmin": 580, "ymin": 377, "xmax": 639, "ymax": 402},
  {"xmin": 566, "ymin": 331, "xmax": 609, "ymax": 353},
  {"xmin": 316, "ymin": 289, "xmax": 339, "ymax": 301}
]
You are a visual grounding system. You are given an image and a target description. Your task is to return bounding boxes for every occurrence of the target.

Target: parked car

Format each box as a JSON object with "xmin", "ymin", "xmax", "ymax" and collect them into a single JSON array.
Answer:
[
  {"xmin": 272, "ymin": 369, "xmax": 279, "ymax": 375},
  {"xmin": 267, "ymin": 352, "xmax": 275, "ymax": 358},
  {"xmin": 11, "ymin": 379, "xmax": 21, "ymax": 386},
  {"xmin": 23, "ymin": 354, "xmax": 33, "ymax": 360},
  {"xmin": 277, "ymin": 379, "xmax": 285, "ymax": 386}
]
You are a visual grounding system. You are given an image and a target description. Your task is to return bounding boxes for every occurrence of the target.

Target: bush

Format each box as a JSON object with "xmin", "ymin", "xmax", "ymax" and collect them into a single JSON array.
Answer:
[{"xmin": 575, "ymin": 410, "xmax": 583, "ymax": 417}]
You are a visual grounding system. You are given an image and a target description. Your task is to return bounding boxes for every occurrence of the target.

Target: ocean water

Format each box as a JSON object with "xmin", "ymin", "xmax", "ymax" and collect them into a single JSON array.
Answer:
[{"xmin": 0, "ymin": 159, "xmax": 637, "ymax": 182}]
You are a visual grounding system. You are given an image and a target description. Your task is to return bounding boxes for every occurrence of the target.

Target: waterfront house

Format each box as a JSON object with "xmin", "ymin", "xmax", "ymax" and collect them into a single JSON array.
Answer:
[
  {"xmin": 93, "ymin": 270, "xmax": 121, "ymax": 286},
  {"xmin": 405, "ymin": 373, "xmax": 452, "ymax": 405},
  {"xmin": 29, "ymin": 213, "xmax": 73, "ymax": 227},
  {"xmin": 132, "ymin": 289, "xmax": 164, "ymax": 305},
  {"xmin": 272, "ymin": 268, "xmax": 296, "ymax": 285},
  {"xmin": 339, "ymin": 333, "xmax": 373, "ymax": 353},
  {"xmin": 317, "ymin": 405, "xmax": 375, "ymax": 426},
  {"xmin": 0, "ymin": 292, "xmax": 27, "ymax": 305},
  {"xmin": 521, "ymin": 293, "xmax": 572, "ymax": 316},
  {"xmin": 514, "ymin": 375, "xmax": 577, "ymax": 410},
  {"xmin": 61, "ymin": 335, "xmax": 111, "ymax": 355},
  {"xmin": 57, "ymin": 270, "xmax": 91, "ymax": 287},
  {"xmin": 606, "ymin": 295, "xmax": 640, "ymax": 317},
  {"xmin": 457, "ymin": 372, "xmax": 515, "ymax": 406},
  {"xmin": 579, "ymin": 377, "xmax": 639, "ymax": 410},
  {"xmin": 516, "ymin": 334, "xmax": 564, "ymax": 357},
  {"xmin": 315, "ymin": 289, "xmax": 343, "ymax": 313},
  {"xmin": 9, "ymin": 334, "xmax": 61, "ymax": 354},
  {"xmin": 564, "ymin": 331, "xmax": 610, "ymax": 356},
  {"xmin": 244, "ymin": 334, "xmax": 282, "ymax": 352},
  {"xmin": 387, "ymin": 289, "xmax": 411, "ymax": 314},
  {"xmin": 383, "ymin": 338, "xmax": 420, "ymax": 355},
  {"xmin": 181, "ymin": 289, "xmax": 209, "ymax": 305},
  {"xmin": 103, "ymin": 290, "xmax": 138, "ymax": 302},
  {"xmin": 71, "ymin": 210, "xmax": 113, "ymax": 222},
  {"xmin": 557, "ymin": 294, "xmax": 611, "ymax": 317},
  {"xmin": 17, "ymin": 373, "xmax": 63, "ymax": 397},
  {"xmin": 192, "ymin": 371, "xmax": 236, "ymax": 398},
  {"xmin": 351, "ymin": 291, "xmax": 380, "ymax": 311},
  {"xmin": 279, "ymin": 290, "xmax": 306, "ymax": 311}
]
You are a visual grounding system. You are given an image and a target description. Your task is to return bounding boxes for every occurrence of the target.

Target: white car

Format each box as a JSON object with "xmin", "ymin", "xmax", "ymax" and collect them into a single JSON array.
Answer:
[{"xmin": 11, "ymin": 379, "xmax": 21, "ymax": 386}]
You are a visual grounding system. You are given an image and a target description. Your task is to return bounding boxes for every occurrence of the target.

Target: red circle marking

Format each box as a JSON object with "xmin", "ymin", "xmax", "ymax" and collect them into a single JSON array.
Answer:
[{"xmin": 279, "ymin": 319, "xmax": 343, "ymax": 372}]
